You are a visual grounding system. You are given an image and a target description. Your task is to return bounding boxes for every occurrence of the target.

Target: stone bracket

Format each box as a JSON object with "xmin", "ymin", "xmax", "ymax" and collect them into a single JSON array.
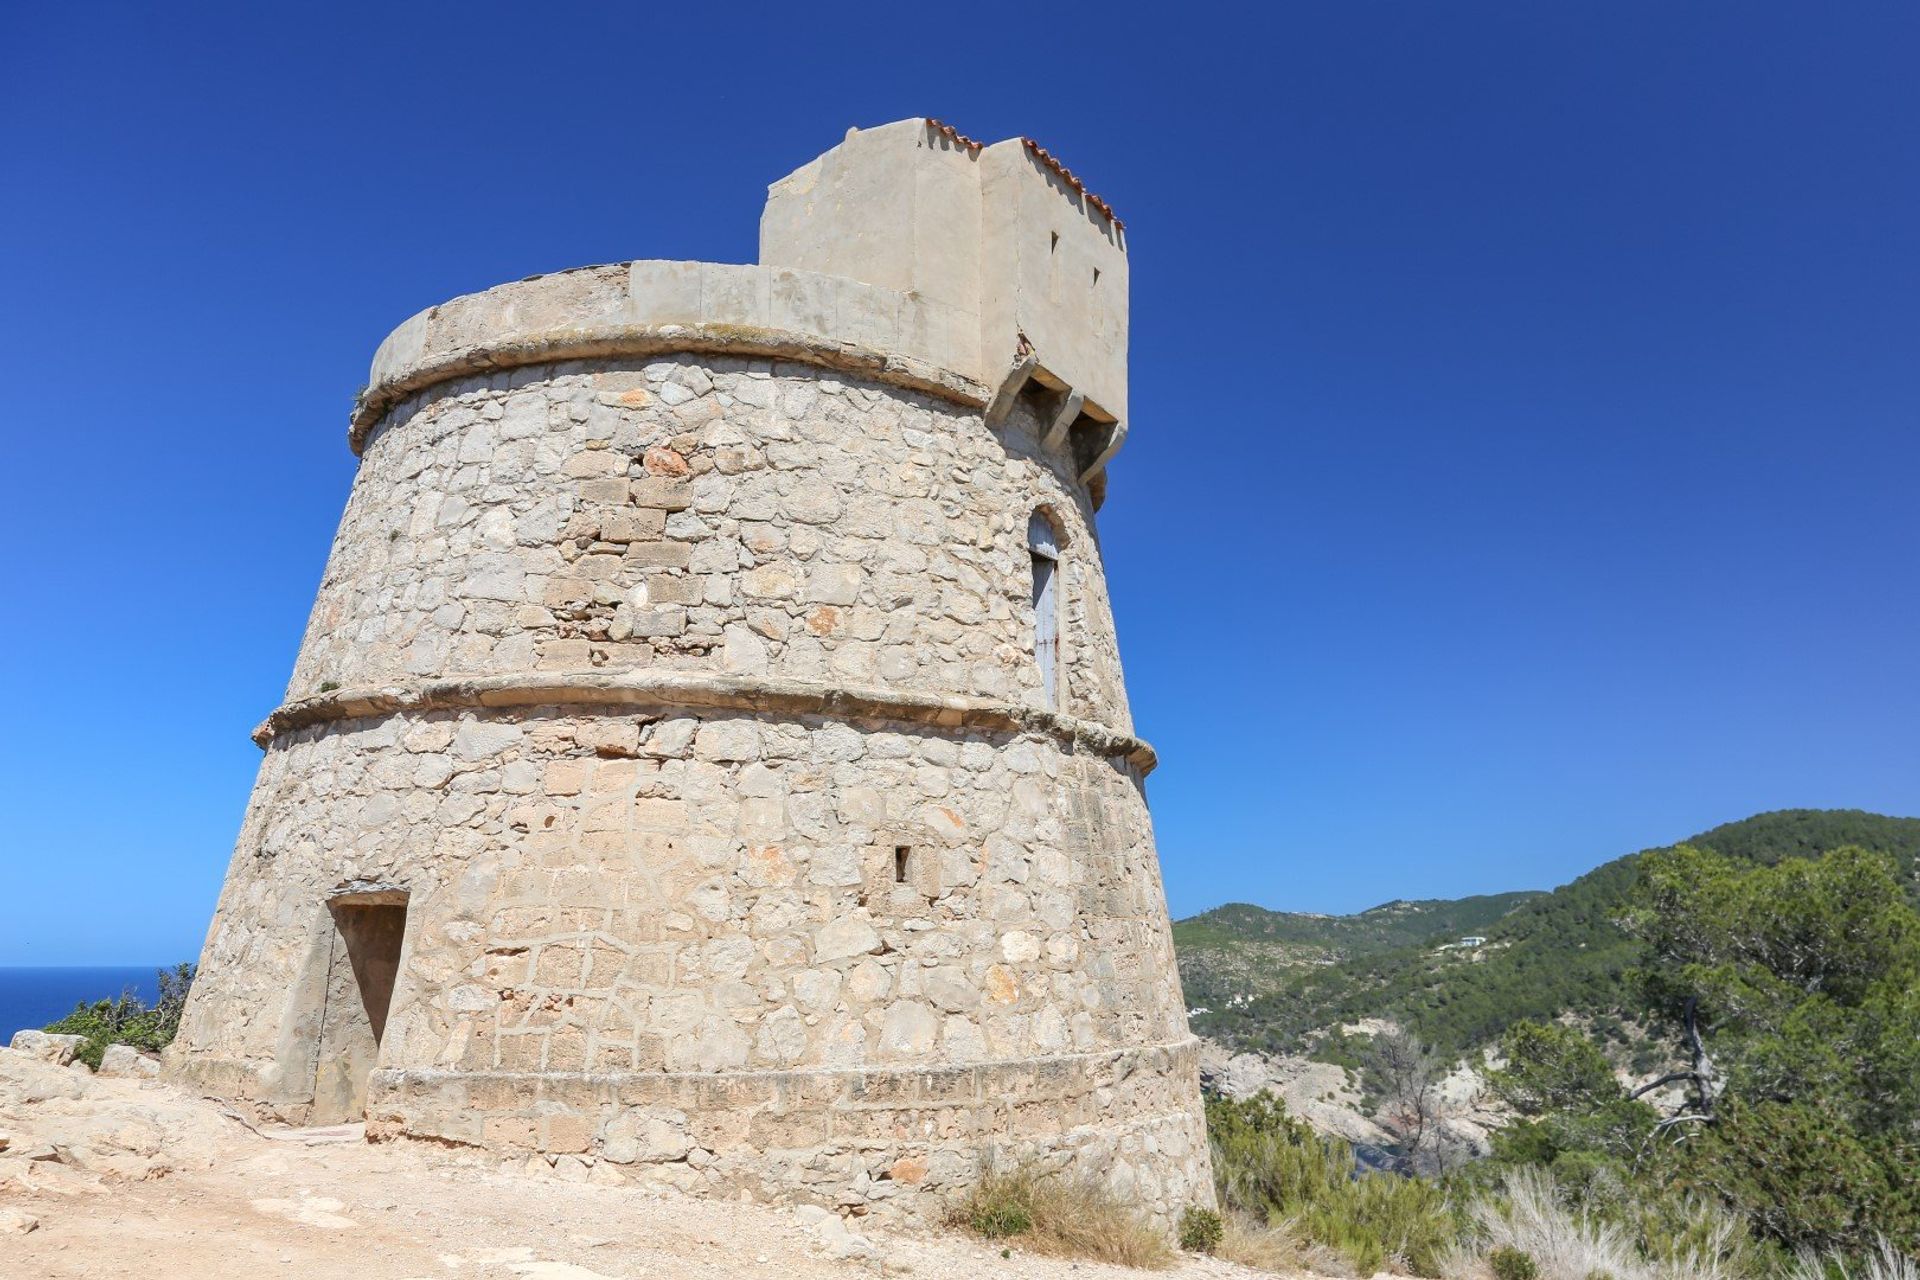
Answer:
[
  {"xmin": 1078, "ymin": 419, "xmax": 1128, "ymax": 485},
  {"xmin": 1042, "ymin": 389, "xmax": 1084, "ymax": 453},
  {"xmin": 981, "ymin": 349, "xmax": 1038, "ymax": 430}
]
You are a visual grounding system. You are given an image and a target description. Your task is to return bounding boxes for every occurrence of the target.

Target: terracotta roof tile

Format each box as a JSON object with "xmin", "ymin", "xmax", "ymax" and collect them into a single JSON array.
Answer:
[
  {"xmin": 1020, "ymin": 137, "xmax": 1124, "ymax": 231},
  {"xmin": 924, "ymin": 117, "xmax": 983, "ymax": 153},
  {"xmin": 922, "ymin": 119, "xmax": 1124, "ymax": 231}
]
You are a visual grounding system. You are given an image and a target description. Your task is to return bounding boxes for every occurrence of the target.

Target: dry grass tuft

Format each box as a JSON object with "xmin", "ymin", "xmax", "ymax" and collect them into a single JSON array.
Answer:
[
  {"xmin": 952, "ymin": 1160, "xmax": 1175, "ymax": 1270},
  {"xmin": 1439, "ymin": 1167, "xmax": 1761, "ymax": 1280},
  {"xmin": 1788, "ymin": 1238, "xmax": 1920, "ymax": 1280},
  {"xmin": 1215, "ymin": 1211, "xmax": 1325, "ymax": 1273},
  {"xmin": 1469, "ymin": 1167, "xmax": 1643, "ymax": 1280}
]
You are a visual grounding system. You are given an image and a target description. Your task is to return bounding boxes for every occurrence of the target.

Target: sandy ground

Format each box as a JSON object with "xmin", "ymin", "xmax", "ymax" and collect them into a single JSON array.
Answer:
[{"xmin": 0, "ymin": 1048, "xmax": 1286, "ymax": 1280}]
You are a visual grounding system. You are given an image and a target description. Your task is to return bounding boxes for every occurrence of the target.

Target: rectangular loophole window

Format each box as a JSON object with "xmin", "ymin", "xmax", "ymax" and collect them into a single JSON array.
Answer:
[
  {"xmin": 894, "ymin": 846, "xmax": 911, "ymax": 884},
  {"xmin": 1028, "ymin": 512, "xmax": 1060, "ymax": 708}
]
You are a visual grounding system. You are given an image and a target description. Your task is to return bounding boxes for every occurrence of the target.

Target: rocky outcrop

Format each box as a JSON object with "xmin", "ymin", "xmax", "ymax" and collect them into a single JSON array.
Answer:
[
  {"xmin": 7, "ymin": 1031, "xmax": 84, "ymax": 1068},
  {"xmin": 98, "ymin": 1044, "xmax": 162, "ymax": 1080},
  {"xmin": 1196, "ymin": 1036, "xmax": 1506, "ymax": 1164},
  {"xmin": 1198, "ymin": 1039, "xmax": 1392, "ymax": 1147},
  {"xmin": 0, "ymin": 1046, "xmax": 234, "ymax": 1192}
]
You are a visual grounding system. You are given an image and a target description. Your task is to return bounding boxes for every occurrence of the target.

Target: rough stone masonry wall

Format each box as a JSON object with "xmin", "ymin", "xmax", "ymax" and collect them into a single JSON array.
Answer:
[
  {"xmin": 287, "ymin": 356, "xmax": 1133, "ymax": 733},
  {"xmin": 172, "ymin": 701, "xmax": 1207, "ymax": 1216},
  {"xmin": 171, "ymin": 352, "xmax": 1210, "ymax": 1222}
]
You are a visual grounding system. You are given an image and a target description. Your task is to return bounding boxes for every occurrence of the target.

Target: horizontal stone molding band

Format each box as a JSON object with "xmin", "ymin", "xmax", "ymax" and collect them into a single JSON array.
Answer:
[
  {"xmin": 351, "ymin": 321, "xmax": 991, "ymax": 455},
  {"xmin": 370, "ymin": 1036, "xmax": 1202, "ymax": 1107},
  {"xmin": 255, "ymin": 669, "xmax": 1158, "ymax": 773}
]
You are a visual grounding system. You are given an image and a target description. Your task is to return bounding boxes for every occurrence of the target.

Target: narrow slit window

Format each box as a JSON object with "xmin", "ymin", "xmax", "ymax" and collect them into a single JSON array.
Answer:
[
  {"xmin": 894, "ymin": 846, "xmax": 911, "ymax": 884},
  {"xmin": 1028, "ymin": 511, "xmax": 1060, "ymax": 708}
]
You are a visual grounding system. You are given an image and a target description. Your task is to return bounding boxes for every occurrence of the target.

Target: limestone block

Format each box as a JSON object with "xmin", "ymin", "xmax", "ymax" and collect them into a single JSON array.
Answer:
[
  {"xmin": 578, "ymin": 478, "xmax": 630, "ymax": 504},
  {"xmin": 626, "ymin": 260, "xmax": 702, "ymax": 325},
  {"xmin": 791, "ymin": 969, "xmax": 842, "ymax": 1013},
  {"xmin": 563, "ymin": 449, "xmax": 625, "ymax": 479},
  {"xmin": 924, "ymin": 967, "xmax": 977, "ymax": 1014},
  {"xmin": 813, "ymin": 915, "xmax": 881, "ymax": 962},
  {"xmin": 453, "ymin": 720, "xmax": 521, "ymax": 761},
  {"xmin": 8, "ymin": 1032, "xmax": 84, "ymax": 1067},
  {"xmin": 740, "ymin": 562, "xmax": 800, "ymax": 602},
  {"xmin": 753, "ymin": 1007, "xmax": 808, "ymax": 1065},
  {"xmin": 879, "ymin": 1002, "xmax": 939, "ymax": 1055},
  {"xmin": 693, "ymin": 720, "xmax": 760, "ymax": 763},
  {"xmin": 611, "ymin": 604, "xmax": 687, "ymax": 640},
  {"xmin": 1000, "ymin": 930, "xmax": 1041, "ymax": 963},
  {"xmin": 629, "ymin": 478, "xmax": 691, "ymax": 511},
  {"xmin": 784, "ymin": 478, "xmax": 843, "ymax": 525},
  {"xmin": 600, "ymin": 510, "xmax": 667, "ymax": 544},
  {"xmin": 96, "ymin": 1045, "xmax": 160, "ymax": 1079},
  {"xmin": 846, "ymin": 959, "xmax": 891, "ymax": 1002},
  {"xmin": 804, "ymin": 564, "xmax": 861, "ymax": 606},
  {"xmin": 625, "ymin": 541, "xmax": 692, "ymax": 570},
  {"xmin": 808, "ymin": 1211, "xmax": 877, "ymax": 1260},
  {"xmin": 698, "ymin": 262, "xmax": 770, "ymax": 327}
]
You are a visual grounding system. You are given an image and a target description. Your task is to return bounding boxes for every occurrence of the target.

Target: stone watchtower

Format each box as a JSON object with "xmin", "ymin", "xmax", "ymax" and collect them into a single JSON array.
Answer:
[{"xmin": 169, "ymin": 119, "xmax": 1211, "ymax": 1218}]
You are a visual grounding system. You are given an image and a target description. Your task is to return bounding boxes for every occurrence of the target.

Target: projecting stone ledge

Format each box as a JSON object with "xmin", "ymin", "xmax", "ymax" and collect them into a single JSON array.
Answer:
[
  {"xmin": 352, "ymin": 262, "xmax": 991, "ymax": 454},
  {"xmin": 253, "ymin": 669, "xmax": 1159, "ymax": 774}
]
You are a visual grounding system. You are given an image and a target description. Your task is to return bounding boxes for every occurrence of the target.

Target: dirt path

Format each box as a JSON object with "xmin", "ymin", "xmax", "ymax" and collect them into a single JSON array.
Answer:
[{"xmin": 0, "ymin": 1049, "xmax": 1279, "ymax": 1280}]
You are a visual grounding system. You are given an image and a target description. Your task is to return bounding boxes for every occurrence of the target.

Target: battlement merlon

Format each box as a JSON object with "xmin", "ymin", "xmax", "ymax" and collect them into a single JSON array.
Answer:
[
  {"xmin": 760, "ymin": 118, "xmax": 1129, "ymax": 441},
  {"xmin": 358, "ymin": 119, "xmax": 1130, "ymax": 488}
]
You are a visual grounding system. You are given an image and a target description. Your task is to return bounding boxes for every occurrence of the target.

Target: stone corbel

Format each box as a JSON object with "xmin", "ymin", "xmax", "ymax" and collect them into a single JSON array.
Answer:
[
  {"xmin": 983, "ymin": 346, "xmax": 1038, "ymax": 429},
  {"xmin": 1078, "ymin": 418, "xmax": 1128, "ymax": 485},
  {"xmin": 1042, "ymin": 389, "xmax": 1084, "ymax": 452}
]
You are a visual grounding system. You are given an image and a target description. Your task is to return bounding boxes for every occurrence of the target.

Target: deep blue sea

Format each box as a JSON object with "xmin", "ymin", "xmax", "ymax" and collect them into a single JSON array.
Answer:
[{"xmin": 0, "ymin": 967, "xmax": 161, "ymax": 1044}]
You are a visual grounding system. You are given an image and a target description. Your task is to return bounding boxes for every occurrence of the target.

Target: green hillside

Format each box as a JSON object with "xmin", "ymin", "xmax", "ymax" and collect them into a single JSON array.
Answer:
[
  {"xmin": 1173, "ymin": 893, "xmax": 1541, "ymax": 1009},
  {"xmin": 1177, "ymin": 893, "xmax": 1542, "ymax": 952},
  {"xmin": 1181, "ymin": 809, "xmax": 1920, "ymax": 1061}
]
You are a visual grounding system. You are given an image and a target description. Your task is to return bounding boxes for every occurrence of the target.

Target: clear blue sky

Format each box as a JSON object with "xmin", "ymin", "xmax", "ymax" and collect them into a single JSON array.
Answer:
[{"xmin": 2, "ymin": 3, "xmax": 1915, "ymax": 965}]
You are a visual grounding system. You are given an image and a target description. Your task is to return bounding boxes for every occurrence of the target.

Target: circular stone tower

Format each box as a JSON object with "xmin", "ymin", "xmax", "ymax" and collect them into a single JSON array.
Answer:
[{"xmin": 169, "ymin": 119, "xmax": 1211, "ymax": 1220}]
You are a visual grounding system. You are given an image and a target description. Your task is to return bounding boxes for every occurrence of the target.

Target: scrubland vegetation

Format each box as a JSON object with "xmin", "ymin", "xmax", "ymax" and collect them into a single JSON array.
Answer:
[
  {"xmin": 42, "ymin": 961, "xmax": 194, "ymax": 1068},
  {"xmin": 1172, "ymin": 814, "xmax": 1920, "ymax": 1278},
  {"xmin": 1183, "ymin": 811, "xmax": 1919, "ymax": 1063}
]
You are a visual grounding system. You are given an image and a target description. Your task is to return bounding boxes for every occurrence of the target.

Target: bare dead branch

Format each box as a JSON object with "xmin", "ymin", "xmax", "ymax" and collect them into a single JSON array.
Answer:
[
  {"xmin": 1681, "ymin": 996, "xmax": 1724, "ymax": 1119},
  {"xmin": 1628, "ymin": 1071, "xmax": 1699, "ymax": 1100}
]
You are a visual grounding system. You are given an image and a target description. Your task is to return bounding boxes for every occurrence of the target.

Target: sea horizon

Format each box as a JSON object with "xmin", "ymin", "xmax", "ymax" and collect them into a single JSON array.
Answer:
[{"xmin": 0, "ymin": 965, "xmax": 165, "ymax": 1044}]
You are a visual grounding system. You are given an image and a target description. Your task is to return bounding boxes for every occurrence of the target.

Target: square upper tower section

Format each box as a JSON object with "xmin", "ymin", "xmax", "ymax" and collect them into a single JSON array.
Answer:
[{"xmin": 760, "ymin": 118, "xmax": 1129, "ymax": 426}]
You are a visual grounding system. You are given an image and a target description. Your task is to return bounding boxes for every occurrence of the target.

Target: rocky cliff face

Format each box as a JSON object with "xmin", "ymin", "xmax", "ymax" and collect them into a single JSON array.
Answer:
[{"xmin": 1195, "ymin": 1033, "xmax": 1506, "ymax": 1169}]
